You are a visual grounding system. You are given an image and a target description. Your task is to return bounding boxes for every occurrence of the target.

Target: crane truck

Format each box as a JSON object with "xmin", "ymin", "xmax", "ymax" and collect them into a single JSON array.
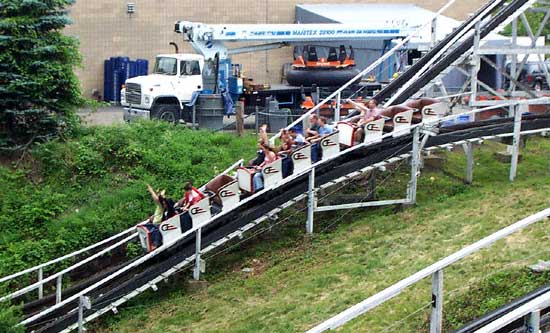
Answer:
[{"xmin": 122, "ymin": 20, "xmax": 414, "ymax": 123}]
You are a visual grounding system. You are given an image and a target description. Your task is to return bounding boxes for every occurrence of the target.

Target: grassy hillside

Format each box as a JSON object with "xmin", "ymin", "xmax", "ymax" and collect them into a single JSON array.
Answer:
[
  {"xmin": 97, "ymin": 137, "xmax": 550, "ymax": 333},
  {"xmin": 0, "ymin": 121, "xmax": 257, "ymax": 282}
]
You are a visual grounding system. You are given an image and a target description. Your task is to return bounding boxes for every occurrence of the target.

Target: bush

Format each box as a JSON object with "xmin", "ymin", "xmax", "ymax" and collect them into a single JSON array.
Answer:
[
  {"xmin": 0, "ymin": 121, "xmax": 257, "ymax": 282},
  {"xmin": 0, "ymin": 292, "xmax": 23, "ymax": 333}
]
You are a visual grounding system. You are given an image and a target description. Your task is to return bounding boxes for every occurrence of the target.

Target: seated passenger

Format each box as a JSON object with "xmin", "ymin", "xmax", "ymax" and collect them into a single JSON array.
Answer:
[
  {"xmin": 352, "ymin": 99, "xmax": 384, "ymax": 143},
  {"xmin": 288, "ymin": 128, "xmax": 306, "ymax": 148},
  {"xmin": 278, "ymin": 129, "xmax": 294, "ymax": 156},
  {"xmin": 313, "ymin": 117, "xmax": 333, "ymax": 140},
  {"xmin": 176, "ymin": 181, "xmax": 206, "ymax": 232},
  {"xmin": 147, "ymin": 184, "xmax": 176, "ymax": 224},
  {"xmin": 252, "ymin": 142, "xmax": 278, "ymax": 192},
  {"xmin": 146, "ymin": 184, "xmax": 176, "ymax": 248},
  {"xmin": 249, "ymin": 139, "xmax": 266, "ymax": 166},
  {"xmin": 310, "ymin": 117, "xmax": 334, "ymax": 162},
  {"xmin": 177, "ymin": 181, "xmax": 205, "ymax": 210},
  {"xmin": 305, "ymin": 114, "xmax": 320, "ymax": 141}
]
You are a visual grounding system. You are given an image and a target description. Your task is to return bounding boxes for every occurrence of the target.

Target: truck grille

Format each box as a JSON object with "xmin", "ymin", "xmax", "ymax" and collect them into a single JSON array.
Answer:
[{"xmin": 125, "ymin": 83, "xmax": 142, "ymax": 105}]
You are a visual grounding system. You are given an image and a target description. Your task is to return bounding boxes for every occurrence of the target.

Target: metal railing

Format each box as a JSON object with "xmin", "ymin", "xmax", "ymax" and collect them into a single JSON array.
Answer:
[
  {"xmin": 0, "ymin": 227, "xmax": 136, "ymax": 301},
  {"xmin": 0, "ymin": 158, "xmax": 244, "ymax": 307},
  {"xmin": 306, "ymin": 208, "xmax": 550, "ymax": 333},
  {"xmin": 20, "ymin": 96, "xmax": 550, "ymax": 330}
]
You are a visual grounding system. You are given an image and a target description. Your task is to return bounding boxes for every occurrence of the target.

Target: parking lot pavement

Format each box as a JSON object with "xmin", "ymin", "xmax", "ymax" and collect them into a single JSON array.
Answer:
[
  {"xmin": 78, "ymin": 106, "xmax": 124, "ymax": 126},
  {"xmin": 77, "ymin": 106, "xmax": 259, "ymax": 130}
]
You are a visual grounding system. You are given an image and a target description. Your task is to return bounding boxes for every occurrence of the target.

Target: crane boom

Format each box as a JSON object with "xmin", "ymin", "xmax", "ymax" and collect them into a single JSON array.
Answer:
[{"xmin": 175, "ymin": 21, "xmax": 415, "ymax": 60}]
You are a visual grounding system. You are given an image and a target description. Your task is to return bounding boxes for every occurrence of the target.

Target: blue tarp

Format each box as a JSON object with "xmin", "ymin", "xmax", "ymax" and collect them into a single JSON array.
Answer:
[
  {"xmin": 185, "ymin": 91, "xmax": 201, "ymax": 107},
  {"xmin": 222, "ymin": 90, "xmax": 235, "ymax": 116}
]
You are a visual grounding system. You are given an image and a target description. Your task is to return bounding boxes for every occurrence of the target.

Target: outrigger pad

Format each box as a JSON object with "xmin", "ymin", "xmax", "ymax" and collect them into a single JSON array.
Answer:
[
  {"xmin": 158, "ymin": 215, "xmax": 182, "ymax": 246},
  {"xmin": 392, "ymin": 110, "xmax": 413, "ymax": 137},
  {"xmin": 262, "ymin": 158, "xmax": 283, "ymax": 189},
  {"xmin": 189, "ymin": 197, "xmax": 211, "ymax": 228},
  {"xmin": 320, "ymin": 130, "xmax": 340, "ymax": 160},
  {"xmin": 364, "ymin": 118, "xmax": 385, "ymax": 144},
  {"xmin": 291, "ymin": 144, "xmax": 312, "ymax": 174},
  {"xmin": 218, "ymin": 180, "xmax": 240, "ymax": 211},
  {"xmin": 422, "ymin": 102, "xmax": 448, "ymax": 123}
]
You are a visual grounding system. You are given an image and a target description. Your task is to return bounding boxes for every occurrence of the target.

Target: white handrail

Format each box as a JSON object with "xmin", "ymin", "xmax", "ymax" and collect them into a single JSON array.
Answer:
[
  {"xmin": 2, "ymin": 158, "xmax": 243, "ymax": 288},
  {"xmin": 20, "ymin": 98, "xmax": 550, "ymax": 327},
  {"xmin": 269, "ymin": 0, "xmax": 460, "ymax": 144},
  {"xmin": 0, "ymin": 233, "xmax": 138, "ymax": 302},
  {"xmin": 0, "ymin": 227, "xmax": 136, "ymax": 284},
  {"xmin": 306, "ymin": 208, "xmax": 550, "ymax": 333}
]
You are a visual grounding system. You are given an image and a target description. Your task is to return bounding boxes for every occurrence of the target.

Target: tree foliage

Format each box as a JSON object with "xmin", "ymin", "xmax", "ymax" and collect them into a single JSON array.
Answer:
[
  {"xmin": 0, "ymin": 0, "xmax": 82, "ymax": 150},
  {"xmin": 502, "ymin": 5, "xmax": 550, "ymax": 39}
]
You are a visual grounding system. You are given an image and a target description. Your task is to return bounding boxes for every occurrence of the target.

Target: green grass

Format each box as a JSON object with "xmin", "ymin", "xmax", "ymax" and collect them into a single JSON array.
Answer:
[
  {"xmin": 0, "ymin": 121, "xmax": 257, "ymax": 285},
  {"xmin": 96, "ymin": 136, "xmax": 550, "ymax": 333}
]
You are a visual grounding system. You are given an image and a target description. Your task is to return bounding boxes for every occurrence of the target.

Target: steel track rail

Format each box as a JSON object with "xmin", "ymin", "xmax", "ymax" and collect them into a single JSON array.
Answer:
[{"xmin": 33, "ymin": 114, "xmax": 550, "ymax": 333}]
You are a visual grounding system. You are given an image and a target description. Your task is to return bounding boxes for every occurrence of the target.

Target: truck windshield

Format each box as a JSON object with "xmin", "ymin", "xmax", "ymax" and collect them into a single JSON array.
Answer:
[{"xmin": 153, "ymin": 57, "xmax": 177, "ymax": 75}]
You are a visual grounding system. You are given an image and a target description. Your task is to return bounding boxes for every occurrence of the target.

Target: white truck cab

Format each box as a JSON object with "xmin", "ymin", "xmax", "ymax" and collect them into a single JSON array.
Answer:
[{"xmin": 122, "ymin": 53, "xmax": 204, "ymax": 122}]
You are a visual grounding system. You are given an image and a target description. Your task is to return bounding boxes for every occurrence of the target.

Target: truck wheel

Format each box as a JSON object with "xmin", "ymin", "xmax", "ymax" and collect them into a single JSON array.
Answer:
[{"xmin": 155, "ymin": 105, "xmax": 179, "ymax": 124}]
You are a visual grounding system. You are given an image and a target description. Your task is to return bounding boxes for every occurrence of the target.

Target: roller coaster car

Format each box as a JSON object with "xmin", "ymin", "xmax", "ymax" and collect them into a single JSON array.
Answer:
[
  {"xmin": 205, "ymin": 174, "xmax": 240, "ymax": 212},
  {"xmin": 137, "ymin": 196, "xmax": 213, "ymax": 253},
  {"xmin": 292, "ymin": 45, "xmax": 355, "ymax": 69},
  {"xmin": 237, "ymin": 158, "xmax": 283, "ymax": 194}
]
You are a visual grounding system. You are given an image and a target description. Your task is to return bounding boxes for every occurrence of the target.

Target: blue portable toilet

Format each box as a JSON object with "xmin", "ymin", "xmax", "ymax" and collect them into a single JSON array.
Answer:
[
  {"xmin": 136, "ymin": 59, "xmax": 148, "ymax": 76},
  {"xmin": 104, "ymin": 57, "xmax": 149, "ymax": 102},
  {"xmin": 103, "ymin": 60, "xmax": 113, "ymax": 102}
]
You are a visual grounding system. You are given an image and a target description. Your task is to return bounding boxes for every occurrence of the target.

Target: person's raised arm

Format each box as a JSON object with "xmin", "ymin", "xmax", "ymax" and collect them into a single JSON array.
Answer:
[
  {"xmin": 147, "ymin": 183, "xmax": 160, "ymax": 205},
  {"xmin": 346, "ymin": 99, "xmax": 370, "ymax": 113}
]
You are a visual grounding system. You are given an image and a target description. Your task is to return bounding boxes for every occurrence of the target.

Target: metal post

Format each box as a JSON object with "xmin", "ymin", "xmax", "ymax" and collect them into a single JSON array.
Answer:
[
  {"xmin": 193, "ymin": 228, "xmax": 202, "ymax": 280},
  {"xmin": 192, "ymin": 104, "xmax": 196, "ymax": 130},
  {"xmin": 78, "ymin": 296, "xmax": 84, "ymax": 333},
  {"xmin": 526, "ymin": 309, "xmax": 540, "ymax": 333},
  {"xmin": 335, "ymin": 91, "xmax": 341, "ymax": 123},
  {"xmin": 430, "ymin": 270, "xmax": 444, "ymax": 333},
  {"xmin": 56, "ymin": 275, "xmax": 62, "ymax": 304},
  {"xmin": 315, "ymin": 86, "xmax": 320, "ymax": 107},
  {"xmin": 408, "ymin": 127, "xmax": 421, "ymax": 204},
  {"xmin": 306, "ymin": 168, "xmax": 315, "ymax": 235},
  {"xmin": 463, "ymin": 142, "xmax": 474, "ymax": 184},
  {"xmin": 510, "ymin": 18, "xmax": 518, "ymax": 92},
  {"xmin": 470, "ymin": 21, "xmax": 481, "ymax": 106},
  {"xmin": 431, "ymin": 17, "xmax": 437, "ymax": 48},
  {"xmin": 78, "ymin": 295, "xmax": 91, "ymax": 333},
  {"xmin": 510, "ymin": 104, "xmax": 523, "ymax": 182},
  {"xmin": 255, "ymin": 105, "xmax": 259, "ymax": 134},
  {"xmin": 38, "ymin": 267, "xmax": 43, "ymax": 300}
]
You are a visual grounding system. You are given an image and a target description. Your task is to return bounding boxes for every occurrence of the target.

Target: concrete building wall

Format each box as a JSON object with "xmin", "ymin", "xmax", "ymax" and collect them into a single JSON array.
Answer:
[{"xmin": 64, "ymin": 0, "xmax": 485, "ymax": 98}]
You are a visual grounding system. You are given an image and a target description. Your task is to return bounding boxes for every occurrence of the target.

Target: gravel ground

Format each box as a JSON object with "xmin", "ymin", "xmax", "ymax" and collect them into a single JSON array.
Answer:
[
  {"xmin": 78, "ymin": 106, "xmax": 124, "ymax": 126},
  {"xmin": 77, "ymin": 105, "xmax": 259, "ymax": 130}
]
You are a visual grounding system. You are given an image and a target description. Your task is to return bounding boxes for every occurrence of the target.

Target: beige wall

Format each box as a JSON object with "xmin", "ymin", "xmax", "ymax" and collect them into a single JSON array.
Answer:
[{"xmin": 65, "ymin": 0, "xmax": 485, "ymax": 98}]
